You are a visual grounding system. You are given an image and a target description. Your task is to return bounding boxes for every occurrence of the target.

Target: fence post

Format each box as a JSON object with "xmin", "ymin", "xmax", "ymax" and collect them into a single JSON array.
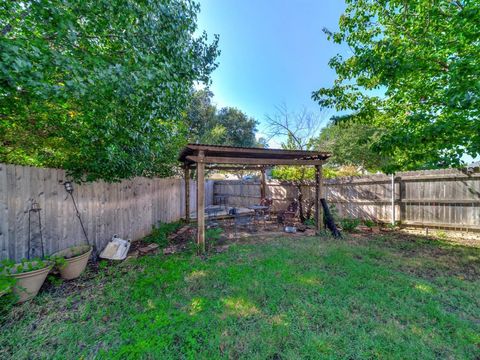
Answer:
[
  {"xmin": 391, "ymin": 173, "xmax": 396, "ymax": 225},
  {"xmin": 184, "ymin": 166, "xmax": 190, "ymax": 223}
]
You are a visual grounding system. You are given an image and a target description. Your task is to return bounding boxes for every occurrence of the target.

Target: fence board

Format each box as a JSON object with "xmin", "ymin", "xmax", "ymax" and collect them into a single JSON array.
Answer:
[
  {"xmin": 0, "ymin": 164, "xmax": 211, "ymax": 261},
  {"xmin": 0, "ymin": 165, "xmax": 8, "ymax": 260},
  {"xmin": 214, "ymin": 169, "xmax": 480, "ymax": 231}
]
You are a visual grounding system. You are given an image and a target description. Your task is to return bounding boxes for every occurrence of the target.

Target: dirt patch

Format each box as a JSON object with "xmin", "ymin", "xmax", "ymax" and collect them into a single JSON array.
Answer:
[
  {"xmin": 163, "ymin": 226, "xmax": 196, "ymax": 254},
  {"xmin": 40, "ymin": 259, "xmax": 118, "ymax": 297}
]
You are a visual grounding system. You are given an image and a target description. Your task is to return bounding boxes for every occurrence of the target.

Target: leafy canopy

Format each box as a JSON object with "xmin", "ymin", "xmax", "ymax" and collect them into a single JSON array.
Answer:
[
  {"xmin": 315, "ymin": 115, "xmax": 391, "ymax": 172},
  {"xmin": 0, "ymin": 0, "xmax": 219, "ymax": 181},
  {"xmin": 313, "ymin": 0, "xmax": 480, "ymax": 172},
  {"xmin": 185, "ymin": 89, "xmax": 259, "ymax": 147}
]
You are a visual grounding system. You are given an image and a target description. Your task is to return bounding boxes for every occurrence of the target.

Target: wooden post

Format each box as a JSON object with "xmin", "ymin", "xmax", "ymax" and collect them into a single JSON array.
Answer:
[
  {"xmin": 260, "ymin": 167, "xmax": 266, "ymax": 200},
  {"xmin": 184, "ymin": 165, "xmax": 190, "ymax": 223},
  {"xmin": 399, "ymin": 176, "xmax": 405, "ymax": 223},
  {"xmin": 196, "ymin": 151, "xmax": 205, "ymax": 253},
  {"xmin": 315, "ymin": 164, "xmax": 324, "ymax": 234},
  {"xmin": 391, "ymin": 173, "xmax": 395, "ymax": 225}
]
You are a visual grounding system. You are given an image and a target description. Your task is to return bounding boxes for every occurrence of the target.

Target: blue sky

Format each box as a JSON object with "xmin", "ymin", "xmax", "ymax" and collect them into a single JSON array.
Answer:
[{"xmin": 196, "ymin": 0, "xmax": 348, "ymax": 144}]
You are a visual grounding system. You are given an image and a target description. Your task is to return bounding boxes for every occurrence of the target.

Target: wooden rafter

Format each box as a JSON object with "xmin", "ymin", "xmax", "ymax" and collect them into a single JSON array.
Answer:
[{"xmin": 179, "ymin": 144, "xmax": 331, "ymax": 253}]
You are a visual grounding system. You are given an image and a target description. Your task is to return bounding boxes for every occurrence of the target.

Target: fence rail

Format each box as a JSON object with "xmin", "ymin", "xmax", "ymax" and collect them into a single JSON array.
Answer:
[
  {"xmin": 0, "ymin": 164, "xmax": 213, "ymax": 261},
  {"xmin": 213, "ymin": 168, "xmax": 480, "ymax": 231},
  {"xmin": 1, "ymin": 164, "xmax": 478, "ymax": 261}
]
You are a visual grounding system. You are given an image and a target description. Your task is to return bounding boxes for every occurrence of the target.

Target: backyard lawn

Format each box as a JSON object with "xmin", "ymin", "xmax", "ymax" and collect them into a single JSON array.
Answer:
[{"xmin": 1, "ymin": 231, "xmax": 479, "ymax": 359}]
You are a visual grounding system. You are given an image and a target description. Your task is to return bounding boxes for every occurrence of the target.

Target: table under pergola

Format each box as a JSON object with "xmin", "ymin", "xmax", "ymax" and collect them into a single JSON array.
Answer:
[{"xmin": 178, "ymin": 144, "xmax": 331, "ymax": 252}]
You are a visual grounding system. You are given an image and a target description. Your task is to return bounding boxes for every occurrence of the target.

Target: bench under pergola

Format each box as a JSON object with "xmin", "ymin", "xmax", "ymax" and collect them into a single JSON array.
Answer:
[{"xmin": 178, "ymin": 144, "xmax": 331, "ymax": 252}]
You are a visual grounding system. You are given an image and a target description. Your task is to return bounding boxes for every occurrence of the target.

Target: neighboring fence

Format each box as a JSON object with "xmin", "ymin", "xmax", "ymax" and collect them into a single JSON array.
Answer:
[
  {"xmin": 0, "ymin": 164, "xmax": 213, "ymax": 261},
  {"xmin": 213, "ymin": 168, "xmax": 480, "ymax": 231},
  {"xmin": 2, "ymin": 163, "xmax": 479, "ymax": 261}
]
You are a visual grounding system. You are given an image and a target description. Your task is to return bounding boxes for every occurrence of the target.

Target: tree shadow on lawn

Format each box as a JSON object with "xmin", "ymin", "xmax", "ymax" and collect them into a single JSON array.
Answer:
[
  {"xmin": 345, "ymin": 231, "xmax": 480, "ymax": 281},
  {"xmin": 1, "ymin": 233, "xmax": 479, "ymax": 359}
]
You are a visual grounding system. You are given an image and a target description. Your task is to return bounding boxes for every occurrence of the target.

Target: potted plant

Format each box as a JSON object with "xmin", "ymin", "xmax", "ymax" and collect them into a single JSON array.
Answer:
[
  {"xmin": 0, "ymin": 258, "xmax": 52, "ymax": 303},
  {"xmin": 52, "ymin": 244, "xmax": 92, "ymax": 280},
  {"xmin": 0, "ymin": 274, "xmax": 14, "ymax": 298}
]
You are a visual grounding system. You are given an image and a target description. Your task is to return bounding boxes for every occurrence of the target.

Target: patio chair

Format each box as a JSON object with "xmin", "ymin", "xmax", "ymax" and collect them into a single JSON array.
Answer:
[
  {"xmin": 277, "ymin": 199, "xmax": 299, "ymax": 227},
  {"xmin": 256, "ymin": 197, "xmax": 273, "ymax": 225},
  {"xmin": 228, "ymin": 207, "xmax": 254, "ymax": 238}
]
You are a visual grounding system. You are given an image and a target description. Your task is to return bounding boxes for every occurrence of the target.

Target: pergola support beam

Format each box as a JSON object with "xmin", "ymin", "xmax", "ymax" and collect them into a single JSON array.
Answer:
[
  {"xmin": 179, "ymin": 144, "xmax": 331, "ymax": 254},
  {"xmin": 186, "ymin": 155, "xmax": 324, "ymax": 166},
  {"xmin": 196, "ymin": 151, "xmax": 205, "ymax": 253},
  {"xmin": 260, "ymin": 167, "xmax": 266, "ymax": 199},
  {"xmin": 191, "ymin": 165, "xmax": 265, "ymax": 171},
  {"xmin": 315, "ymin": 164, "xmax": 324, "ymax": 234},
  {"xmin": 184, "ymin": 165, "xmax": 190, "ymax": 223}
]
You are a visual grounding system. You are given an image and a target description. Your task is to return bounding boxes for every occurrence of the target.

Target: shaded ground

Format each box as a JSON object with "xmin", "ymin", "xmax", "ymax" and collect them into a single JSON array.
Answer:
[{"xmin": 0, "ymin": 231, "xmax": 479, "ymax": 359}]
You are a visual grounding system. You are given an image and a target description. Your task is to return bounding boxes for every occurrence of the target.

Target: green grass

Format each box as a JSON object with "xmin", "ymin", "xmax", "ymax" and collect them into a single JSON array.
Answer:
[
  {"xmin": 144, "ymin": 221, "xmax": 183, "ymax": 247},
  {"xmin": 1, "ymin": 233, "xmax": 479, "ymax": 359}
]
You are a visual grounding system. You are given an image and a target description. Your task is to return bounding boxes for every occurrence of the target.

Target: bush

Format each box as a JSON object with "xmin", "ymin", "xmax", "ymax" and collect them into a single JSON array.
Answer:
[
  {"xmin": 206, "ymin": 228, "xmax": 223, "ymax": 249},
  {"xmin": 340, "ymin": 218, "xmax": 361, "ymax": 232},
  {"xmin": 303, "ymin": 218, "xmax": 315, "ymax": 226},
  {"xmin": 363, "ymin": 219, "xmax": 376, "ymax": 228}
]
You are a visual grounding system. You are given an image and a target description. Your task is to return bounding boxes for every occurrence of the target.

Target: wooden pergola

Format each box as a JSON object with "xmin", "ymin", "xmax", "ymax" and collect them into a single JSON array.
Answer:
[{"xmin": 178, "ymin": 144, "xmax": 331, "ymax": 252}]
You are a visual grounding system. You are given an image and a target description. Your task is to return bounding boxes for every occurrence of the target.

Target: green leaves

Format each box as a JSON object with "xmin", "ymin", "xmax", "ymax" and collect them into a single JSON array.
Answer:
[
  {"xmin": 315, "ymin": 115, "xmax": 391, "ymax": 172},
  {"xmin": 314, "ymin": 0, "xmax": 480, "ymax": 171},
  {"xmin": 0, "ymin": 0, "xmax": 219, "ymax": 181},
  {"xmin": 186, "ymin": 90, "xmax": 259, "ymax": 147}
]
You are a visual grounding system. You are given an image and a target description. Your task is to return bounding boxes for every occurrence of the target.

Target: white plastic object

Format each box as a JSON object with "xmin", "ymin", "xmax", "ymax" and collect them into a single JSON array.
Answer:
[
  {"xmin": 284, "ymin": 226, "xmax": 297, "ymax": 233},
  {"xmin": 99, "ymin": 235, "xmax": 131, "ymax": 260}
]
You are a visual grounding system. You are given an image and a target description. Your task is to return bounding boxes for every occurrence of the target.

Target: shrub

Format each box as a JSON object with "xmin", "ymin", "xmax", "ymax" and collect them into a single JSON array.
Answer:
[
  {"xmin": 206, "ymin": 228, "xmax": 223, "ymax": 248},
  {"xmin": 363, "ymin": 219, "xmax": 376, "ymax": 228},
  {"xmin": 436, "ymin": 230, "xmax": 448, "ymax": 240},
  {"xmin": 303, "ymin": 218, "xmax": 315, "ymax": 226},
  {"xmin": 340, "ymin": 218, "xmax": 361, "ymax": 232}
]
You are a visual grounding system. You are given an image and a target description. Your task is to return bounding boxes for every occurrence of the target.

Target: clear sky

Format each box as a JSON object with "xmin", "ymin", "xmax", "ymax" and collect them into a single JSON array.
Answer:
[{"xmin": 196, "ymin": 0, "xmax": 348, "ymax": 143}]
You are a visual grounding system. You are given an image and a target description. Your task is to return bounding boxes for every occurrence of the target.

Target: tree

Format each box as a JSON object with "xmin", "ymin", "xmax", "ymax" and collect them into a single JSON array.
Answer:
[
  {"xmin": 0, "ymin": 0, "xmax": 219, "ymax": 181},
  {"xmin": 185, "ymin": 90, "xmax": 259, "ymax": 147},
  {"xmin": 185, "ymin": 89, "xmax": 218, "ymax": 143},
  {"xmin": 266, "ymin": 104, "xmax": 327, "ymax": 222},
  {"xmin": 313, "ymin": 0, "xmax": 480, "ymax": 172},
  {"xmin": 215, "ymin": 107, "xmax": 258, "ymax": 147},
  {"xmin": 315, "ymin": 115, "xmax": 391, "ymax": 172}
]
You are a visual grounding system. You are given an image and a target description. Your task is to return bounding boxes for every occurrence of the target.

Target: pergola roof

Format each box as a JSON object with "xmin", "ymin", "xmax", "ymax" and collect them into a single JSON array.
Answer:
[
  {"xmin": 178, "ymin": 143, "xmax": 330, "ymax": 166},
  {"xmin": 179, "ymin": 143, "xmax": 328, "ymax": 252}
]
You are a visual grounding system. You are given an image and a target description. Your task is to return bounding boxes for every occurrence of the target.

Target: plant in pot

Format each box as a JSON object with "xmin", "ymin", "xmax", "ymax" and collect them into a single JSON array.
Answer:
[
  {"xmin": 52, "ymin": 244, "xmax": 92, "ymax": 280},
  {"xmin": 53, "ymin": 181, "xmax": 94, "ymax": 280},
  {"xmin": 0, "ymin": 258, "xmax": 52, "ymax": 303},
  {"xmin": 0, "ymin": 273, "xmax": 15, "ymax": 298}
]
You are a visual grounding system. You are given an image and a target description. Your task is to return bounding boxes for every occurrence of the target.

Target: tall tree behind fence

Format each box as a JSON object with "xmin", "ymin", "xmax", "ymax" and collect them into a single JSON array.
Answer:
[
  {"xmin": 0, "ymin": 164, "xmax": 213, "ymax": 261},
  {"xmin": 214, "ymin": 169, "xmax": 480, "ymax": 230}
]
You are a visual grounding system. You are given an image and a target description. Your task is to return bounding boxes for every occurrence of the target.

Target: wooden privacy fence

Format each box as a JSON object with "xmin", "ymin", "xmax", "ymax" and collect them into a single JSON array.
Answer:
[
  {"xmin": 0, "ymin": 164, "xmax": 213, "ymax": 261},
  {"xmin": 213, "ymin": 168, "xmax": 480, "ymax": 231}
]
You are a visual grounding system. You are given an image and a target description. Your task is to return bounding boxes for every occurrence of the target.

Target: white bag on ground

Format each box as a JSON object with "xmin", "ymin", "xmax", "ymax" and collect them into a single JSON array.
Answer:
[{"xmin": 100, "ymin": 235, "xmax": 131, "ymax": 260}]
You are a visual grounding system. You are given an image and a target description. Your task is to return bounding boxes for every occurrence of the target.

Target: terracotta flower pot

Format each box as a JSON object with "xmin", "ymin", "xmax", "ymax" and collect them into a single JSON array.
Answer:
[
  {"xmin": 10, "ymin": 263, "xmax": 52, "ymax": 303},
  {"xmin": 53, "ymin": 245, "xmax": 92, "ymax": 280}
]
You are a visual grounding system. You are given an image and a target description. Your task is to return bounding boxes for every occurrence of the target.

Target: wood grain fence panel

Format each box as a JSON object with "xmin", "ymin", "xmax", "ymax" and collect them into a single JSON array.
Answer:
[
  {"xmin": 214, "ymin": 169, "xmax": 480, "ymax": 231},
  {"xmin": 0, "ymin": 165, "xmax": 8, "ymax": 260},
  {"xmin": 1, "ymin": 164, "xmax": 207, "ymax": 261}
]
